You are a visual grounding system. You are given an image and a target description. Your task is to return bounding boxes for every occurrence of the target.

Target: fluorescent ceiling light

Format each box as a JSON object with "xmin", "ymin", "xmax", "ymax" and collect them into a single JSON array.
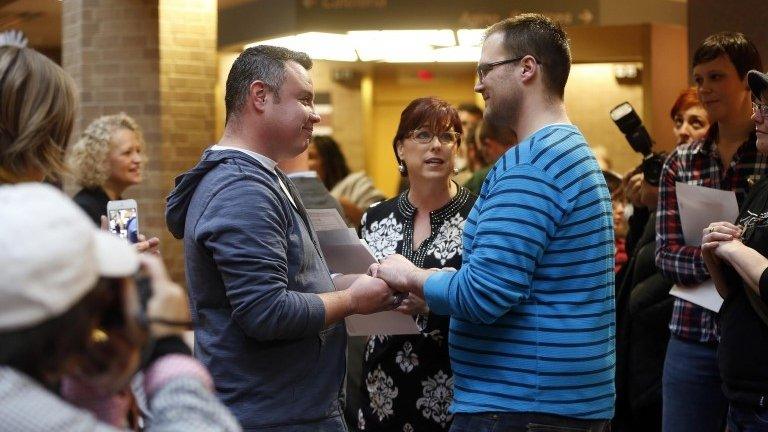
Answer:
[
  {"xmin": 246, "ymin": 29, "xmax": 482, "ymax": 63},
  {"xmin": 433, "ymin": 46, "xmax": 481, "ymax": 62},
  {"xmin": 457, "ymin": 29, "xmax": 485, "ymax": 47},
  {"xmin": 348, "ymin": 30, "xmax": 456, "ymax": 48},
  {"xmin": 350, "ymin": 29, "xmax": 456, "ymax": 61},
  {"xmin": 380, "ymin": 48, "xmax": 437, "ymax": 63},
  {"xmin": 247, "ymin": 32, "xmax": 358, "ymax": 62}
]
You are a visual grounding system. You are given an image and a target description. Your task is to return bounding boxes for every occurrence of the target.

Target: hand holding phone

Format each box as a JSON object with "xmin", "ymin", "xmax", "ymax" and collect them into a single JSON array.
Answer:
[{"xmin": 107, "ymin": 199, "xmax": 139, "ymax": 243}]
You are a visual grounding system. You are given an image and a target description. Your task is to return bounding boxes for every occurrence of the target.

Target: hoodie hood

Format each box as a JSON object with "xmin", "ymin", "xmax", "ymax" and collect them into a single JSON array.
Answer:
[{"xmin": 166, "ymin": 149, "xmax": 258, "ymax": 239}]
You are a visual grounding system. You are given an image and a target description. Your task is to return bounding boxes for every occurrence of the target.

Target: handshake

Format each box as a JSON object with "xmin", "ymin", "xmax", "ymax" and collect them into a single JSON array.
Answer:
[{"xmin": 345, "ymin": 254, "xmax": 436, "ymax": 316}]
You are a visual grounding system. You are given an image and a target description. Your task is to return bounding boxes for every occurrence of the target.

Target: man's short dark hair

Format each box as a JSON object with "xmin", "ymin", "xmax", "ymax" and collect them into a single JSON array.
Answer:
[
  {"xmin": 458, "ymin": 103, "xmax": 483, "ymax": 117},
  {"xmin": 693, "ymin": 32, "xmax": 762, "ymax": 79},
  {"xmin": 485, "ymin": 14, "xmax": 571, "ymax": 99},
  {"xmin": 224, "ymin": 45, "xmax": 312, "ymax": 124}
]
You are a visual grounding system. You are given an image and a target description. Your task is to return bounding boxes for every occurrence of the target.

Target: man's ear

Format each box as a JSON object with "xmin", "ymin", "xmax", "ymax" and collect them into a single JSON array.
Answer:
[
  {"xmin": 250, "ymin": 81, "xmax": 269, "ymax": 113},
  {"xmin": 520, "ymin": 55, "xmax": 539, "ymax": 84}
]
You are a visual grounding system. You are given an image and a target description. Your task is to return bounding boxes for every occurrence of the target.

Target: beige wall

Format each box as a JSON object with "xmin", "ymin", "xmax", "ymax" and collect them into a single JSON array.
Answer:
[
  {"xmin": 648, "ymin": 24, "xmax": 689, "ymax": 154},
  {"xmin": 566, "ymin": 63, "xmax": 644, "ymax": 175}
]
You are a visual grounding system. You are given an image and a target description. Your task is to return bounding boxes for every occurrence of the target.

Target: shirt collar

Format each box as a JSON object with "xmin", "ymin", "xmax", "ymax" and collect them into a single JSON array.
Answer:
[
  {"xmin": 397, "ymin": 183, "xmax": 469, "ymax": 221},
  {"xmin": 210, "ymin": 145, "xmax": 277, "ymax": 171},
  {"xmin": 286, "ymin": 170, "xmax": 318, "ymax": 179}
]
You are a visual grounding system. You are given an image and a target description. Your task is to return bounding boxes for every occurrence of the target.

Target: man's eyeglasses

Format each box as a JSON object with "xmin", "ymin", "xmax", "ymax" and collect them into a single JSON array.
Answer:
[
  {"xmin": 753, "ymin": 101, "xmax": 768, "ymax": 119},
  {"xmin": 408, "ymin": 129, "xmax": 460, "ymax": 146},
  {"xmin": 476, "ymin": 55, "xmax": 540, "ymax": 82}
]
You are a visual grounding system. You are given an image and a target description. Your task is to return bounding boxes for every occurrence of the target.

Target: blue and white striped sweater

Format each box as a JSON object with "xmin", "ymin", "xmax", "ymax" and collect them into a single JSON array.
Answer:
[{"xmin": 423, "ymin": 124, "xmax": 615, "ymax": 420}]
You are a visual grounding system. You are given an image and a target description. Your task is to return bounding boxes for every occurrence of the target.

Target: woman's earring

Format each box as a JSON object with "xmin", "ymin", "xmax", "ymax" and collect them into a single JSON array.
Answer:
[
  {"xmin": 452, "ymin": 167, "xmax": 459, "ymax": 175},
  {"xmin": 398, "ymin": 162, "xmax": 406, "ymax": 173}
]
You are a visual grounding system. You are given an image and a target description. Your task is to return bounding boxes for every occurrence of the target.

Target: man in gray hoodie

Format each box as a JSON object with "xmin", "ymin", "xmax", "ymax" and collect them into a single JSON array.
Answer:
[{"xmin": 166, "ymin": 45, "xmax": 396, "ymax": 431}]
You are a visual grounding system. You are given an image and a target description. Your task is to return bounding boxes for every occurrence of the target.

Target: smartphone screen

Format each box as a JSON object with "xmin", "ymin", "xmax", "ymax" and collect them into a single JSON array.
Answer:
[{"xmin": 107, "ymin": 201, "xmax": 139, "ymax": 243}]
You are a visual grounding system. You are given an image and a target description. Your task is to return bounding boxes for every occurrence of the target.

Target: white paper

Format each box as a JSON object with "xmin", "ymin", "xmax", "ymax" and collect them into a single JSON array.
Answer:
[
  {"xmin": 669, "ymin": 280, "xmax": 723, "ymax": 312},
  {"xmin": 308, "ymin": 209, "xmax": 379, "ymax": 274},
  {"xmin": 322, "ymin": 242, "xmax": 379, "ymax": 274},
  {"xmin": 670, "ymin": 182, "xmax": 738, "ymax": 312},
  {"xmin": 307, "ymin": 208, "xmax": 348, "ymax": 232},
  {"xmin": 345, "ymin": 311, "xmax": 420, "ymax": 336},
  {"xmin": 306, "ymin": 210, "xmax": 416, "ymax": 335},
  {"xmin": 675, "ymin": 182, "xmax": 739, "ymax": 246}
]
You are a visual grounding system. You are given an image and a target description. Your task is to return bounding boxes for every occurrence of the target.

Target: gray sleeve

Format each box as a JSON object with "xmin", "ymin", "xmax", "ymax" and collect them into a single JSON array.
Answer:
[
  {"xmin": 196, "ymin": 176, "xmax": 326, "ymax": 341},
  {"xmin": 145, "ymin": 378, "xmax": 240, "ymax": 432}
]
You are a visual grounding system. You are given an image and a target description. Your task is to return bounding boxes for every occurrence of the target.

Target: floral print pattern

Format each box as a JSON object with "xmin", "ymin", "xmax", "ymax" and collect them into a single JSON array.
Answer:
[
  {"xmin": 366, "ymin": 365, "xmax": 399, "ymax": 421},
  {"xmin": 356, "ymin": 187, "xmax": 474, "ymax": 432},
  {"xmin": 362, "ymin": 213, "xmax": 403, "ymax": 260},
  {"xmin": 395, "ymin": 341, "xmax": 419, "ymax": 373},
  {"xmin": 416, "ymin": 371, "xmax": 454, "ymax": 427},
  {"xmin": 358, "ymin": 409, "xmax": 366, "ymax": 430},
  {"xmin": 426, "ymin": 213, "xmax": 466, "ymax": 265}
]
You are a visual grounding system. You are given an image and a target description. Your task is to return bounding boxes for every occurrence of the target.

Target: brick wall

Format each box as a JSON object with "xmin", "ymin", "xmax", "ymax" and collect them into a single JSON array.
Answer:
[
  {"xmin": 158, "ymin": 0, "xmax": 217, "ymax": 283},
  {"xmin": 63, "ymin": 0, "xmax": 216, "ymax": 285}
]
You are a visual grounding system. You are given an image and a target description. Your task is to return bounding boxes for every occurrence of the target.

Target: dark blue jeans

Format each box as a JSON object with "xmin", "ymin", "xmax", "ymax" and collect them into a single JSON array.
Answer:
[
  {"xmin": 450, "ymin": 412, "xmax": 608, "ymax": 432},
  {"xmin": 727, "ymin": 403, "xmax": 768, "ymax": 432},
  {"xmin": 661, "ymin": 336, "xmax": 728, "ymax": 432}
]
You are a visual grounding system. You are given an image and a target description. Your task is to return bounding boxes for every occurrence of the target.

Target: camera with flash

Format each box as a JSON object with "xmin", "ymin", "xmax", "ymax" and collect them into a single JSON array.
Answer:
[{"xmin": 610, "ymin": 102, "xmax": 665, "ymax": 187}]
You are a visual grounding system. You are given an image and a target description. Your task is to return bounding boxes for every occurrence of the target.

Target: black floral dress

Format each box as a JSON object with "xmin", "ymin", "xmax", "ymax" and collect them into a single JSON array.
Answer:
[{"xmin": 356, "ymin": 186, "xmax": 475, "ymax": 432}]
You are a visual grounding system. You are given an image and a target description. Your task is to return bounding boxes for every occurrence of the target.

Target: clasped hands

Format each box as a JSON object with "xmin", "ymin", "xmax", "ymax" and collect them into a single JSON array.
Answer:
[
  {"xmin": 345, "ymin": 254, "xmax": 436, "ymax": 315},
  {"xmin": 701, "ymin": 221, "xmax": 745, "ymax": 261},
  {"xmin": 701, "ymin": 220, "xmax": 750, "ymax": 283}
]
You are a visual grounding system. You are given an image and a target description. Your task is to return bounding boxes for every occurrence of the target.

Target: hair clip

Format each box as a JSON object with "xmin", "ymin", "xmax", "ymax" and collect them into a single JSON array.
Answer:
[{"xmin": 0, "ymin": 30, "xmax": 27, "ymax": 49}]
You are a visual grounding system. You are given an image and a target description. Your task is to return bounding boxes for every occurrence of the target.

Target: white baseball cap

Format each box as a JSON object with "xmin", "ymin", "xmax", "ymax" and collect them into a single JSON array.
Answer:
[{"xmin": 0, "ymin": 183, "xmax": 139, "ymax": 331}]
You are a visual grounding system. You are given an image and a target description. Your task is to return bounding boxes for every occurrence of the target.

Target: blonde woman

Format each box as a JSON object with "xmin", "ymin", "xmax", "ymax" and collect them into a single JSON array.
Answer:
[{"xmin": 67, "ymin": 113, "xmax": 145, "ymax": 224}]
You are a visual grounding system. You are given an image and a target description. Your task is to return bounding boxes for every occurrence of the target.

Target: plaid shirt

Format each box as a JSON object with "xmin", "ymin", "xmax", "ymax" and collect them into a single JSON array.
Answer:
[{"xmin": 656, "ymin": 124, "xmax": 767, "ymax": 343}]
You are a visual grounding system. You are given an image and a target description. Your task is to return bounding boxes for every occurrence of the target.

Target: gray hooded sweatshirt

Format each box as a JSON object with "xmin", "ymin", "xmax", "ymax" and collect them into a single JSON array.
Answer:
[{"xmin": 166, "ymin": 149, "xmax": 346, "ymax": 431}]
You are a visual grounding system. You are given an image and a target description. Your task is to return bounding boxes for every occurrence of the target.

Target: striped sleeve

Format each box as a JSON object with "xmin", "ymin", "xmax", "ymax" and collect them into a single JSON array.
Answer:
[{"xmin": 424, "ymin": 164, "xmax": 568, "ymax": 324}]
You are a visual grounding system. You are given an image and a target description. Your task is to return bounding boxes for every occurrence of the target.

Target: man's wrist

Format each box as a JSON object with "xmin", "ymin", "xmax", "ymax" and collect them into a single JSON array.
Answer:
[
  {"xmin": 408, "ymin": 268, "xmax": 435, "ymax": 297},
  {"xmin": 344, "ymin": 288, "xmax": 358, "ymax": 316}
]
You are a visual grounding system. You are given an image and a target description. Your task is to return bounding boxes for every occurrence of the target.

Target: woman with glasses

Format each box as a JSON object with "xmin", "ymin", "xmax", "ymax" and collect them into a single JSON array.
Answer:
[
  {"xmin": 355, "ymin": 97, "xmax": 476, "ymax": 432},
  {"xmin": 700, "ymin": 70, "xmax": 768, "ymax": 432}
]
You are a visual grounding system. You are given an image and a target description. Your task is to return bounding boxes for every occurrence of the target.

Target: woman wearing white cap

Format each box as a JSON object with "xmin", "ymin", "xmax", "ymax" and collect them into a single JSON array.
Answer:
[
  {"xmin": 701, "ymin": 69, "xmax": 768, "ymax": 432},
  {"xmin": 0, "ymin": 183, "xmax": 240, "ymax": 431},
  {"xmin": 0, "ymin": 32, "xmax": 239, "ymax": 430}
]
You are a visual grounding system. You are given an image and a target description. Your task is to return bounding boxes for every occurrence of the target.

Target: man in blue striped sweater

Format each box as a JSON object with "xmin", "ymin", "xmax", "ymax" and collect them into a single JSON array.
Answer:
[{"xmin": 373, "ymin": 14, "xmax": 615, "ymax": 432}]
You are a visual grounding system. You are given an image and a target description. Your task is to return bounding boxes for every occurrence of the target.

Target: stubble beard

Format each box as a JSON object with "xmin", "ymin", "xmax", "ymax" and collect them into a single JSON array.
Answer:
[{"xmin": 485, "ymin": 94, "xmax": 521, "ymax": 146}]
